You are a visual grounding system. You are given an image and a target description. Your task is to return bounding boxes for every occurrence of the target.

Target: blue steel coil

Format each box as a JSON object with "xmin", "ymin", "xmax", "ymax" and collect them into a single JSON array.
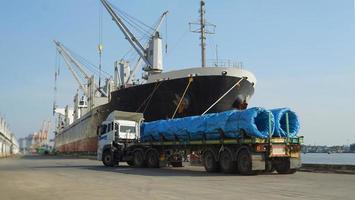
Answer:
[
  {"xmin": 271, "ymin": 108, "xmax": 300, "ymax": 137},
  {"xmin": 140, "ymin": 107, "xmax": 275, "ymax": 142}
]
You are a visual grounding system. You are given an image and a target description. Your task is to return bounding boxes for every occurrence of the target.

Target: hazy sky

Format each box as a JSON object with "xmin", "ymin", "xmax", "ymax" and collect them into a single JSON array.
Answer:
[{"xmin": 0, "ymin": 0, "xmax": 354, "ymax": 145}]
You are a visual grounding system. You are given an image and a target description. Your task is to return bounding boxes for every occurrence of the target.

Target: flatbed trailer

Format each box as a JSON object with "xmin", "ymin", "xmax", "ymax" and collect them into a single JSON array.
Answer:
[{"xmin": 98, "ymin": 111, "xmax": 303, "ymax": 175}]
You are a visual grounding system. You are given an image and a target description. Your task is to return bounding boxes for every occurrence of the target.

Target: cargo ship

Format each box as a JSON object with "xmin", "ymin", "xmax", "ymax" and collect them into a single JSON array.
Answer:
[{"xmin": 54, "ymin": 0, "xmax": 257, "ymax": 153}]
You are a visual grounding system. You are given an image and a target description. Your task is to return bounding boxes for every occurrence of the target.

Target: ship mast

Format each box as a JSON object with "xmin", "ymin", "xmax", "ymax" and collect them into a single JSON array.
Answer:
[{"xmin": 190, "ymin": 0, "xmax": 215, "ymax": 68}]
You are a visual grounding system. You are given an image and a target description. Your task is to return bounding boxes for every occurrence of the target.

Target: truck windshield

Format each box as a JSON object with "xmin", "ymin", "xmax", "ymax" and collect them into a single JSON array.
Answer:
[{"xmin": 120, "ymin": 125, "xmax": 136, "ymax": 133}]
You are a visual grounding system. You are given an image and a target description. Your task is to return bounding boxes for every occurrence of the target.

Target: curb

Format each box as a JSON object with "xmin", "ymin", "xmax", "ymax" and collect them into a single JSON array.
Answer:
[{"xmin": 300, "ymin": 164, "xmax": 355, "ymax": 175}]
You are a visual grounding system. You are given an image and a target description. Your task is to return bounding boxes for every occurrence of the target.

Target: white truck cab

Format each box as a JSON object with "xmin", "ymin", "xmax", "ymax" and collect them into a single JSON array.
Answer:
[{"xmin": 97, "ymin": 111, "xmax": 143, "ymax": 165}]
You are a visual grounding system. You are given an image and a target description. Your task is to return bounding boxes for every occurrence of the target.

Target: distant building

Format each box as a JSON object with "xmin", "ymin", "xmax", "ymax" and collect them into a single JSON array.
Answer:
[
  {"xmin": 18, "ymin": 121, "xmax": 50, "ymax": 154},
  {"xmin": 302, "ymin": 144, "xmax": 351, "ymax": 153},
  {"xmin": 0, "ymin": 117, "xmax": 19, "ymax": 157}
]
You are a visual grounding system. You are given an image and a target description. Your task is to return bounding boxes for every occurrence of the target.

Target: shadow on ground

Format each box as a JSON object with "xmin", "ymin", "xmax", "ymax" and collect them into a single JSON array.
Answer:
[
  {"xmin": 29, "ymin": 164, "xmax": 230, "ymax": 177},
  {"xmin": 20, "ymin": 155, "xmax": 97, "ymax": 160},
  {"xmin": 20, "ymin": 155, "xmax": 281, "ymax": 177}
]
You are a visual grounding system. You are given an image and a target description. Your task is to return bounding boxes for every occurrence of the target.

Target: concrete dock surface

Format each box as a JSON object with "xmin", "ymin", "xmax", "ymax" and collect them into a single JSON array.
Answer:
[{"xmin": 1, "ymin": 156, "xmax": 354, "ymax": 200}]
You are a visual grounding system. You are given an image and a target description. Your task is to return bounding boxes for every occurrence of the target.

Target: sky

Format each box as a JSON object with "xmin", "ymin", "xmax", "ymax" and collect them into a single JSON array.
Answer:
[{"xmin": 0, "ymin": 0, "xmax": 354, "ymax": 145}]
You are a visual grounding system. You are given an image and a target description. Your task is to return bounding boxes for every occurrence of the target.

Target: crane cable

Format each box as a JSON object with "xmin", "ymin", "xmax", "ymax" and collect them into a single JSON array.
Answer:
[
  {"xmin": 64, "ymin": 46, "xmax": 111, "ymax": 78},
  {"xmin": 110, "ymin": 3, "xmax": 154, "ymax": 34},
  {"xmin": 53, "ymin": 50, "xmax": 60, "ymax": 115},
  {"xmin": 171, "ymin": 77, "xmax": 193, "ymax": 119},
  {"xmin": 98, "ymin": 3, "xmax": 103, "ymax": 88},
  {"xmin": 109, "ymin": 3, "xmax": 152, "ymax": 39},
  {"xmin": 165, "ymin": 13, "xmax": 168, "ymax": 53},
  {"xmin": 201, "ymin": 78, "xmax": 244, "ymax": 115},
  {"xmin": 136, "ymin": 81, "xmax": 162, "ymax": 113}
]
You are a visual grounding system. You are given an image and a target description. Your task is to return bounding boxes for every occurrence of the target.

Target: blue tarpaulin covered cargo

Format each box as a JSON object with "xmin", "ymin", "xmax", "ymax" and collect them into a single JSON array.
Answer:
[
  {"xmin": 140, "ymin": 107, "xmax": 275, "ymax": 142},
  {"xmin": 271, "ymin": 108, "xmax": 300, "ymax": 137}
]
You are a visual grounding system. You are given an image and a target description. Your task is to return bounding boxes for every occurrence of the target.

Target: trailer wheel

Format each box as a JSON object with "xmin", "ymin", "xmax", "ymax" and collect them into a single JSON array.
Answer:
[
  {"xmin": 102, "ymin": 150, "xmax": 114, "ymax": 167},
  {"xmin": 133, "ymin": 149, "xmax": 146, "ymax": 168},
  {"xmin": 146, "ymin": 149, "xmax": 160, "ymax": 168},
  {"xmin": 274, "ymin": 159, "xmax": 296, "ymax": 174},
  {"xmin": 237, "ymin": 149, "xmax": 253, "ymax": 175},
  {"xmin": 203, "ymin": 150, "xmax": 220, "ymax": 172},
  {"xmin": 219, "ymin": 148, "xmax": 237, "ymax": 173}
]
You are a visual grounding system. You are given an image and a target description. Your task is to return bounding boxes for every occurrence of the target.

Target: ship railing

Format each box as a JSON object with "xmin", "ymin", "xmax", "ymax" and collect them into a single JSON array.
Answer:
[{"xmin": 207, "ymin": 59, "xmax": 244, "ymax": 69}]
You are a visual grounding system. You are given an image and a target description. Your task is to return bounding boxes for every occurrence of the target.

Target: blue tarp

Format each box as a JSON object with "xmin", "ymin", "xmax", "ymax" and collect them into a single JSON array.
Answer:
[
  {"xmin": 271, "ymin": 108, "xmax": 300, "ymax": 137},
  {"xmin": 140, "ymin": 107, "xmax": 275, "ymax": 142}
]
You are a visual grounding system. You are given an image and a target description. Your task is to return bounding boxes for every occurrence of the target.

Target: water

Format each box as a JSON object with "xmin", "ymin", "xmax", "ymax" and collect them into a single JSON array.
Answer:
[{"xmin": 302, "ymin": 153, "xmax": 355, "ymax": 165}]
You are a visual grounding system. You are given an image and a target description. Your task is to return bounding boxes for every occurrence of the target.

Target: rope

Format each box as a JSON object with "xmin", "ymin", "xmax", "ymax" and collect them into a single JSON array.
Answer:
[
  {"xmin": 112, "ymin": 5, "xmax": 154, "ymax": 32},
  {"xmin": 171, "ymin": 77, "xmax": 193, "ymax": 119},
  {"xmin": 110, "ymin": 3, "xmax": 153, "ymax": 37},
  {"xmin": 165, "ymin": 14, "xmax": 168, "ymax": 53},
  {"xmin": 201, "ymin": 78, "xmax": 244, "ymax": 115},
  {"xmin": 136, "ymin": 81, "xmax": 162, "ymax": 113},
  {"xmin": 165, "ymin": 29, "xmax": 189, "ymax": 57},
  {"xmin": 141, "ymin": 82, "xmax": 162, "ymax": 113},
  {"xmin": 98, "ymin": 4, "xmax": 103, "ymax": 87},
  {"xmin": 53, "ymin": 50, "xmax": 60, "ymax": 115},
  {"xmin": 66, "ymin": 46, "xmax": 111, "ymax": 77}
]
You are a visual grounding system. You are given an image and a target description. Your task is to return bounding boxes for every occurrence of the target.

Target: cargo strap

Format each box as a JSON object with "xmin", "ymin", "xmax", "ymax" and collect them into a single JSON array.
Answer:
[
  {"xmin": 201, "ymin": 78, "xmax": 244, "ymax": 115},
  {"xmin": 136, "ymin": 81, "xmax": 162, "ymax": 113},
  {"xmin": 171, "ymin": 77, "xmax": 194, "ymax": 119}
]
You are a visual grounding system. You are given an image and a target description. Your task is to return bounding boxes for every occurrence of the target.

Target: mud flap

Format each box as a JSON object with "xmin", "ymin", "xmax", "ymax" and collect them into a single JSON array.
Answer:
[
  {"xmin": 251, "ymin": 154, "xmax": 266, "ymax": 171},
  {"xmin": 290, "ymin": 158, "xmax": 301, "ymax": 169}
]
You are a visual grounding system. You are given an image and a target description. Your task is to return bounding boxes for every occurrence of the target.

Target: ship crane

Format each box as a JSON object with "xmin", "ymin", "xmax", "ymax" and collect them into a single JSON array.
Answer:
[
  {"xmin": 126, "ymin": 11, "xmax": 169, "ymax": 84},
  {"xmin": 100, "ymin": 0, "xmax": 167, "ymax": 76},
  {"xmin": 54, "ymin": 40, "xmax": 108, "ymax": 98}
]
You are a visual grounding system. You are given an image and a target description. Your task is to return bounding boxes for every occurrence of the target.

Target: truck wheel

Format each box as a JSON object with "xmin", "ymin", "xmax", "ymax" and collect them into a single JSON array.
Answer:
[
  {"xmin": 219, "ymin": 148, "xmax": 237, "ymax": 173},
  {"xmin": 237, "ymin": 149, "xmax": 253, "ymax": 175},
  {"xmin": 133, "ymin": 149, "xmax": 146, "ymax": 168},
  {"xmin": 146, "ymin": 149, "xmax": 160, "ymax": 168},
  {"xmin": 275, "ymin": 160, "xmax": 296, "ymax": 174},
  {"xmin": 203, "ymin": 150, "xmax": 220, "ymax": 172},
  {"xmin": 102, "ymin": 150, "xmax": 114, "ymax": 167}
]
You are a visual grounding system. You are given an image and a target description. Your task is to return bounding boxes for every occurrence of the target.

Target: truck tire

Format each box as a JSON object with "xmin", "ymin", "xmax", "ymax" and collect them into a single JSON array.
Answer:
[
  {"xmin": 203, "ymin": 150, "xmax": 220, "ymax": 173},
  {"xmin": 133, "ymin": 149, "xmax": 146, "ymax": 168},
  {"xmin": 237, "ymin": 149, "xmax": 253, "ymax": 175},
  {"xmin": 219, "ymin": 147, "xmax": 237, "ymax": 173},
  {"xmin": 146, "ymin": 149, "xmax": 160, "ymax": 168},
  {"xmin": 102, "ymin": 150, "xmax": 114, "ymax": 167},
  {"xmin": 274, "ymin": 159, "xmax": 296, "ymax": 174}
]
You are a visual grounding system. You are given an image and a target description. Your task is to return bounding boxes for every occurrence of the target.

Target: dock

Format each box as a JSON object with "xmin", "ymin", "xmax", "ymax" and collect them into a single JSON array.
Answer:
[{"xmin": 1, "ymin": 155, "xmax": 354, "ymax": 200}]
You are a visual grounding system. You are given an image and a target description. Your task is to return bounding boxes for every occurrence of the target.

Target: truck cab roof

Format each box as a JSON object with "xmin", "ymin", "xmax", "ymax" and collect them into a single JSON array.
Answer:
[{"xmin": 106, "ymin": 111, "xmax": 144, "ymax": 123}]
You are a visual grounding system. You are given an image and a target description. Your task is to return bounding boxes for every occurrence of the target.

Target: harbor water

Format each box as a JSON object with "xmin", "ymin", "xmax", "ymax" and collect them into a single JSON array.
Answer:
[{"xmin": 302, "ymin": 153, "xmax": 355, "ymax": 165}]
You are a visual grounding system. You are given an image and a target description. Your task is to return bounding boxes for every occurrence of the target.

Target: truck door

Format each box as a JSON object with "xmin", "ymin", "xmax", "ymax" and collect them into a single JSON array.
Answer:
[{"xmin": 97, "ymin": 123, "xmax": 108, "ymax": 160}]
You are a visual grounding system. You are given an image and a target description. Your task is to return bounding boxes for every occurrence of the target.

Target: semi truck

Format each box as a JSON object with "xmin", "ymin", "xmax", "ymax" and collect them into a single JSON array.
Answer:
[{"xmin": 97, "ymin": 110, "xmax": 303, "ymax": 175}]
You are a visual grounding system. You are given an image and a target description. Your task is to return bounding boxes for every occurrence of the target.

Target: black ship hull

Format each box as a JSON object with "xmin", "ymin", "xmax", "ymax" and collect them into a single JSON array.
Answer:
[{"xmin": 109, "ymin": 75, "xmax": 254, "ymax": 121}]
